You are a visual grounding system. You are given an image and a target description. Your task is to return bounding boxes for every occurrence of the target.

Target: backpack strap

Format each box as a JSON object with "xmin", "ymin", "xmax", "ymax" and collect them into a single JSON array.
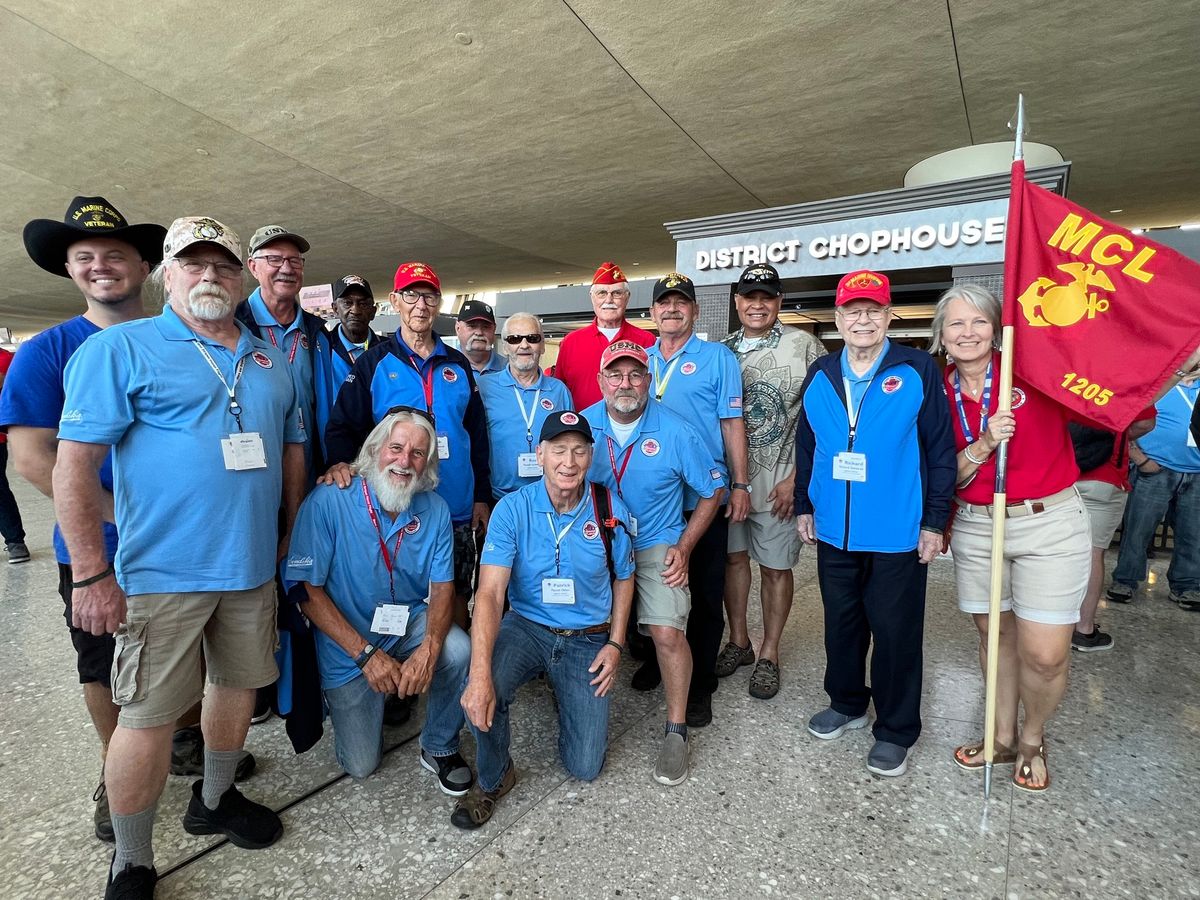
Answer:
[{"xmin": 590, "ymin": 482, "xmax": 618, "ymax": 584}]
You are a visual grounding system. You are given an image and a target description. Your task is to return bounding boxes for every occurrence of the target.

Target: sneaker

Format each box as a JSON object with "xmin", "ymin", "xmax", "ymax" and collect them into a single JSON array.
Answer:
[
  {"xmin": 1169, "ymin": 589, "xmax": 1200, "ymax": 612},
  {"xmin": 182, "ymin": 780, "xmax": 283, "ymax": 849},
  {"xmin": 420, "ymin": 749, "xmax": 474, "ymax": 796},
  {"xmin": 1106, "ymin": 582, "xmax": 1135, "ymax": 603},
  {"xmin": 630, "ymin": 659, "xmax": 662, "ymax": 692},
  {"xmin": 250, "ymin": 690, "xmax": 272, "ymax": 725},
  {"xmin": 866, "ymin": 740, "xmax": 909, "ymax": 777},
  {"xmin": 6, "ymin": 542, "xmax": 30, "ymax": 564},
  {"xmin": 1071, "ymin": 627, "xmax": 1114, "ymax": 652},
  {"xmin": 685, "ymin": 693, "xmax": 713, "ymax": 728},
  {"xmin": 714, "ymin": 641, "xmax": 755, "ymax": 678},
  {"xmin": 94, "ymin": 780, "xmax": 114, "ymax": 843},
  {"xmin": 106, "ymin": 859, "xmax": 157, "ymax": 900},
  {"xmin": 169, "ymin": 726, "xmax": 256, "ymax": 780},
  {"xmin": 450, "ymin": 763, "xmax": 517, "ymax": 830},
  {"xmin": 807, "ymin": 707, "xmax": 868, "ymax": 741},
  {"xmin": 653, "ymin": 732, "xmax": 689, "ymax": 786},
  {"xmin": 383, "ymin": 694, "xmax": 414, "ymax": 727}
]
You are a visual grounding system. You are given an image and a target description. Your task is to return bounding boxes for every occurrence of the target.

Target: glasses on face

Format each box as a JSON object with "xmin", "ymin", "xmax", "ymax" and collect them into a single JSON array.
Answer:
[
  {"xmin": 602, "ymin": 370, "xmax": 648, "ymax": 387},
  {"xmin": 398, "ymin": 290, "xmax": 440, "ymax": 307},
  {"xmin": 837, "ymin": 307, "xmax": 888, "ymax": 323},
  {"xmin": 592, "ymin": 288, "xmax": 629, "ymax": 300},
  {"xmin": 251, "ymin": 254, "xmax": 305, "ymax": 269},
  {"xmin": 385, "ymin": 404, "xmax": 436, "ymax": 426},
  {"xmin": 174, "ymin": 257, "xmax": 243, "ymax": 279},
  {"xmin": 503, "ymin": 333, "xmax": 544, "ymax": 345}
]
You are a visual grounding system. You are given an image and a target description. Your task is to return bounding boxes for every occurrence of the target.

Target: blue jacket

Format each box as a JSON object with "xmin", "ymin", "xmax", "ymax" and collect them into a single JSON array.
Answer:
[{"xmin": 793, "ymin": 343, "xmax": 955, "ymax": 553}]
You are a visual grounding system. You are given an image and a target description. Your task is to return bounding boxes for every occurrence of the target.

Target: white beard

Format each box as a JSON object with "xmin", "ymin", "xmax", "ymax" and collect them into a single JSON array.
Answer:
[
  {"xmin": 186, "ymin": 283, "xmax": 235, "ymax": 321},
  {"xmin": 366, "ymin": 463, "xmax": 417, "ymax": 514}
]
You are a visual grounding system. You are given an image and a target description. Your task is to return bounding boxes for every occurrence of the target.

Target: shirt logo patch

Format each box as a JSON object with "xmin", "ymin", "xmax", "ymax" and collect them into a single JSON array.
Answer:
[
  {"xmin": 299, "ymin": 334, "xmax": 309, "ymax": 350},
  {"xmin": 561, "ymin": 412, "xmax": 580, "ymax": 425},
  {"xmin": 61, "ymin": 409, "xmax": 83, "ymax": 423},
  {"xmin": 540, "ymin": 397, "xmax": 555, "ymax": 410},
  {"xmin": 252, "ymin": 351, "xmax": 273, "ymax": 369},
  {"xmin": 681, "ymin": 361, "xmax": 697, "ymax": 375},
  {"xmin": 1011, "ymin": 387, "xmax": 1027, "ymax": 409},
  {"xmin": 442, "ymin": 368, "xmax": 458, "ymax": 383},
  {"xmin": 641, "ymin": 438, "xmax": 660, "ymax": 457},
  {"xmin": 730, "ymin": 396, "xmax": 742, "ymax": 408},
  {"xmin": 882, "ymin": 375, "xmax": 903, "ymax": 394},
  {"xmin": 287, "ymin": 555, "xmax": 313, "ymax": 567},
  {"xmin": 388, "ymin": 372, "xmax": 398, "ymax": 379},
  {"xmin": 404, "ymin": 515, "xmax": 421, "ymax": 535},
  {"xmin": 582, "ymin": 521, "xmax": 600, "ymax": 540},
  {"xmin": 710, "ymin": 468, "xmax": 722, "ymax": 481}
]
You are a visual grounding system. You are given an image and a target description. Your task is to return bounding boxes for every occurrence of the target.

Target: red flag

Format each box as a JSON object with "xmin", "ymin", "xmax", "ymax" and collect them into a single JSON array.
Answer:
[{"xmin": 1002, "ymin": 160, "xmax": 1200, "ymax": 430}]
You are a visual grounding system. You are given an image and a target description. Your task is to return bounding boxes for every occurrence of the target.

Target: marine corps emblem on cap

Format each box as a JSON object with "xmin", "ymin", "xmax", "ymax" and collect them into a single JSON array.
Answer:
[
  {"xmin": 734, "ymin": 262, "xmax": 783, "ymax": 298},
  {"xmin": 561, "ymin": 412, "xmax": 579, "ymax": 425},
  {"xmin": 835, "ymin": 269, "xmax": 891, "ymax": 306},
  {"xmin": 600, "ymin": 339, "xmax": 649, "ymax": 369},
  {"xmin": 592, "ymin": 261, "xmax": 627, "ymax": 285},
  {"xmin": 72, "ymin": 202, "xmax": 122, "ymax": 229},
  {"xmin": 162, "ymin": 216, "xmax": 243, "ymax": 263},
  {"xmin": 393, "ymin": 261, "xmax": 442, "ymax": 293},
  {"xmin": 343, "ymin": 275, "xmax": 366, "ymax": 286},
  {"xmin": 652, "ymin": 272, "xmax": 697, "ymax": 303}
]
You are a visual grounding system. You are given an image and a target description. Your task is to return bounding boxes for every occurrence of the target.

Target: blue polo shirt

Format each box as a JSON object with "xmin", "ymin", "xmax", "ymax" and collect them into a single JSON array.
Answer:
[
  {"xmin": 582, "ymin": 398, "xmax": 720, "ymax": 550},
  {"xmin": 646, "ymin": 333, "xmax": 741, "ymax": 507},
  {"xmin": 473, "ymin": 349, "xmax": 507, "ymax": 377},
  {"xmin": 0, "ymin": 315, "xmax": 118, "ymax": 565},
  {"xmin": 1141, "ymin": 382, "xmax": 1200, "ymax": 473},
  {"xmin": 481, "ymin": 479, "xmax": 634, "ymax": 629},
  {"xmin": 477, "ymin": 367, "xmax": 573, "ymax": 498},
  {"xmin": 285, "ymin": 478, "xmax": 454, "ymax": 689},
  {"xmin": 840, "ymin": 339, "xmax": 891, "ymax": 413},
  {"xmin": 248, "ymin": 289, "xmax": 316, "ymax": 471},
  {"xmin": 58, "ymin": 305, "xmax": 305, "ymax": 596}
]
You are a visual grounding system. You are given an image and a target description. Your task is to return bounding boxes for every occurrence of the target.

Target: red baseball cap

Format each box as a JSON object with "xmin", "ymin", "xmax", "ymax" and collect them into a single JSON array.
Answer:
[
  {"xmin": 393, "ymin": 261, "xmax": 441, "ymax": 293},
  {"xmin": 835, "ymin": 270, "xmax": 891, "ymax": 306},
  {"xmin": 600, "ymin": 340, "xmax": 648, "ymax": 369},
  {"xmin": 592, "ymin": 261, "xmax": 627, "ymax": 285}
]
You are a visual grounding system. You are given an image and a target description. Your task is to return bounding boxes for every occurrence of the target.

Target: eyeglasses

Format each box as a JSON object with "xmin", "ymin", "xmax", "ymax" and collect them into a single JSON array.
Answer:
[
  {"xmin": 385, "ymin": 404, "xmax": 436, "ymax": 426},
  {"xmin": 503, "ymin": 333, "xmax": 544, "ymax": 345},
  {"xmin": 397, "ymin": 290, "xmax": 441, "ymax": 307},
  {"xmin": 251, "ymin": 254, "xmax": 305, "ymax": 269},
  {"xmin": 601, "ymin": 370, "xmax": 648, "ymax": 386},
  {"xmin": 836, "ymin": 307, "xmax": 889, "ymax": 322},
  {"xmin": 592, "ymin": 288, "xmax": 629, "ymax": 300},
  {"xmin": 174, "ymin": 257, "xmax": 243, "ymax": 279}
]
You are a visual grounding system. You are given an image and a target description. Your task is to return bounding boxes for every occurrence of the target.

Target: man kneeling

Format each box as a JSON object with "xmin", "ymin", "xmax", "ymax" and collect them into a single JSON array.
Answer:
[
  {"xmin": 286, "ymin": 408, "xmax": 473, "ymax": 791},
  {"xmin": 454, "ymin": 411, "xmax": 634, "ymax": 828}
]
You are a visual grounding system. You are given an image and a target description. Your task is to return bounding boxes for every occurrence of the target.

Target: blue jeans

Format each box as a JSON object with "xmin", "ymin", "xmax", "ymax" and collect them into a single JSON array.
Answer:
[
  {"xmin": 324, "ymin": 606, "xmax": 470, "ymax": 779},
  {"xmin": 470, "ymin": 612, "xmax": 610, "ymax": 792},
  {"xmin": 1112, "ymin": 466, "xmax": 1200, "ymax": 594}
]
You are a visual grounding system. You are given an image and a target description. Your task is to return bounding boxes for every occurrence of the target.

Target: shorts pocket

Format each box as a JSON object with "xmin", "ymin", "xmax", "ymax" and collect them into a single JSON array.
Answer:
[{"xmin": 110, "ymin": 619, "xmax": 149, "ymax": 706}]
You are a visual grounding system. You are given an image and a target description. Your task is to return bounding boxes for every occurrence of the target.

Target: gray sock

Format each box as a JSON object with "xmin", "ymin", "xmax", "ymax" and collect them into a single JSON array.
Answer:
[
  {"xmin": 202, "ymin": 748, "xmax": 243, "ymax": 809},
  {"xmin": 111, "ymin": 804, "xmax": 156, "ymax": 877}
]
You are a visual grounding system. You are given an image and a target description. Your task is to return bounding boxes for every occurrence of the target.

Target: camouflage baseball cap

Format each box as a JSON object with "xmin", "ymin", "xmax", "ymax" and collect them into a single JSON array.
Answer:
[{"xmin": 162, "ymin": 217, "xmax": 243, "ymax": 263}]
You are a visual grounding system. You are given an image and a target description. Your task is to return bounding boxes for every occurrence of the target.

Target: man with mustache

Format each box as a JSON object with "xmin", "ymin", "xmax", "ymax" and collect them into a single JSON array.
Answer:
[
  {"xmin": 455, "ymin": 300, "xmax": 506, "ymax": 377},
  {"xmin": 54, "ymin": 217, "xmax": 307, "ymax": 898},
  {"xmin": 285, "ymin": 409, "xmax": 472, "ymax": 789},
  {"xmin": 552, "ymin": 261, "xmax": 655, "ymax": 410},
  {"xmin": 328, "ymin": 275, "xmax": 383, "ymax": 389}
]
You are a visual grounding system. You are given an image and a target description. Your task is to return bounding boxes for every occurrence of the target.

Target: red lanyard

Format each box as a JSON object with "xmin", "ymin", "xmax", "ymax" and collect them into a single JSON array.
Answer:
[
  {"xmin": 606, "ymin": 436, "xmax": 635, "ymax": 498},
  {"xmin": 407, "ymin": 355, "xmax": 435, "ymax": 413},
  {"xmin": 361, "ymin": 480, "xmax": 405, "ymax": 601},
  {"xmin": 266, "ymin": 328, "xmax": 302, "ymax": 365}
]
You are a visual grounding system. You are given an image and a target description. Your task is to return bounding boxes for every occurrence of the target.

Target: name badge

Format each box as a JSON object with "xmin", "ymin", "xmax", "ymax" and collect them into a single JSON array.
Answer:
[
  {"xmin": 628, "ymin": 516, "xmax": 638, "ymax": 538},
  {"xmin": 1188, "ymin": 430, "xmax": 1197, "ymax": 449},
  {"xmin": 517, "ymin": 452, "xmax": 543, "ymax": 477},
  {"xmin": 221, "ymin": 432, "xmax": 267, "ymax": 471},
  {"xmin": 437, "ymin": 433, "xmax": 450, "ymax": 460},
  {"xmin": 371, "ymin": 603, "xmax": 410, "ymax": 636},
  {"xmin": 832, "ymin": 451, "xmax": 867, "ymax": 482},
  {"xmin": 541, "ymin": 578, "xmax": 576, "ymax": 605}
]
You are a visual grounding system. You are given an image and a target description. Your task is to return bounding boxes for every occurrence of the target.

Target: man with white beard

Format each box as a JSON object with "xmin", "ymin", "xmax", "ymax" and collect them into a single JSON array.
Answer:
[
  {"xmin": 455, "ymin": 300, "xmax": 506, "ymax": 377},
  {"xmin": 54, "ymin": 217, "xmax": 307, "ymax": 899},
  {"xmin": 285, "ymin": 409, "xmax": 473, "ymax": 787}
]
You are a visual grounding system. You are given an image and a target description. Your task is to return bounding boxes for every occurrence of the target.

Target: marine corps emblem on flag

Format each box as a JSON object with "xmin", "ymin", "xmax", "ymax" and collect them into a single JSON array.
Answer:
[{"xmin": 1016, "ymin": 262, "xmax": 1114, "ymax": 328}]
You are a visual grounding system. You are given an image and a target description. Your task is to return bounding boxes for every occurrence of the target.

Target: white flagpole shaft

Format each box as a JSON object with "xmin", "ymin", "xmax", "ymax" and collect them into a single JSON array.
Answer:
[{"xmin": 1013, "ymin": 93, "xmax": 1026, "ymax": 162}]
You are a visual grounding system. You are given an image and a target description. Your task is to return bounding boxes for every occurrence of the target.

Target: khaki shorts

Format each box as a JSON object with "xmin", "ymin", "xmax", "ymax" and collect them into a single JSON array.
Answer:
[
  {"xmin": 727, "ymin": 510, "xmax": 802, "ymax": 570},
  {"xmin": 111, "ymin": 582, "xmax": 279, "ymax": 729},
  {"xmin": 950, "ymin": 492, "xmax": 1090, "ymax": 625},
  {"xmin": 1076, "ymin": 479, "xmax": 1129, "ymax": 549},
  {"xmin": 634, "ymin": 544, "xmax": 690, "ymax": 634}
]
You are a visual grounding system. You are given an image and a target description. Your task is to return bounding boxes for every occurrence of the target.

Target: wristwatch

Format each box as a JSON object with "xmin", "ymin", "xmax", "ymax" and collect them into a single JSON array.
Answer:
[
  {"xmin": 731, "ymin": 482, "xmax": 753, "ymax": 494},
  {"xmin": 354, "ymin": 643, "xmax": 378, "ymax": 670}
]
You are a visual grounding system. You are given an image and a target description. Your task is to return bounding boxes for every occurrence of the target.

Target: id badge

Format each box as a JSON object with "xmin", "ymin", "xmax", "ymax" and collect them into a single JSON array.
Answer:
[
  {"xmin": 517, "ymin": 452, "xmax": 543, "ymax": 477},
  {"xmin": 371, "ymin": 603, "xmax": 410, "ymax": 636},
  {"xmin": 437, "ymin": 433, "xmax": 451, "ymax": 460},
  {"xmin": 1189, "ymin": 430, "xmax": 1197, "ymax": 449},
  {"xmin": 628, "ymin": 516, "xmax": 638, "ymax": 538},
  {"xmin": 541, "ymin": 578, "xmax": 576, "ymax": 605},
  {"xmin": 832, "ymin": 451, "xmax": 867, "ymax": 482},
  {"xmin": 221, "ymin": 432, "xmax": 268, "ymax": 471}
]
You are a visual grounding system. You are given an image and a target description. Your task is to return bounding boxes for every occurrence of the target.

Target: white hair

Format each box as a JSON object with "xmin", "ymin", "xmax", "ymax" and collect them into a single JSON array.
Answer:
[{"xmin": 352, "ymin": 409, "xmax": 440, "ymax": 492}]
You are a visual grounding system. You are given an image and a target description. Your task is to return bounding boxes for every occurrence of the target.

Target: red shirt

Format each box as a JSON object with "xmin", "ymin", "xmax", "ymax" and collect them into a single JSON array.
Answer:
[
  {"xmin": 0, "ymin": 348, "xmax": 12, "ymax": 445},
  {"xmin": 552, "ymin": 320, "xmax": 655, "ymax": 410},
  {"xmin": 946, "ymin": 354, "xmax": 1079, "ymax": 504},
  {"xmin": 1078, "ymin": 407, "xmax": 1156, "ymax": 490}
]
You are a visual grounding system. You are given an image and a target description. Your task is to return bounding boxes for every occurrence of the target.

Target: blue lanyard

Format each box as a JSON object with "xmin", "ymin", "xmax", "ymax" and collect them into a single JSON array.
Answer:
[{"xmin": 953, "ymin": 361, "xmax": 992, "ymax": 444}]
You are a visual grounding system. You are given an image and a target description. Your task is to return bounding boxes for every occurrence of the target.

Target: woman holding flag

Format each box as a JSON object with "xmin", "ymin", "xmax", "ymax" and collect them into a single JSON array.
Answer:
[{"xmin": 931, "ymin": 283, "xmax": 1091, "ymax": 793}]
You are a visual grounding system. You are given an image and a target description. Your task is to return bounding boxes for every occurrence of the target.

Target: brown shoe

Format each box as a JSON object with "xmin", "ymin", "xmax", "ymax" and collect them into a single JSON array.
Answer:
[{"xmin": 450, "ymin": 763, "xmax": 517, "ymax": 830}]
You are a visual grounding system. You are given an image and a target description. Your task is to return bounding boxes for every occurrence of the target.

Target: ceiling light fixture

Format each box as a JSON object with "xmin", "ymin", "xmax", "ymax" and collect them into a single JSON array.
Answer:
[
  {"xmin": 1109, "ymin": 208, "xmax": 1123, "ymax": 213},
  {"xmin": 1180, "ymin": 223, "xmax": 1200, "ymax": 231}
]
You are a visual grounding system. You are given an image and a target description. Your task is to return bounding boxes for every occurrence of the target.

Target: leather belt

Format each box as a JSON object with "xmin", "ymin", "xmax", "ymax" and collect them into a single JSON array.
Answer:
[
  {"xmin": 955, "ymin": 486, "xmax": 1077, "ymax": 519},
  {"xmin": 536, "ymin": 621, "xmax": 611, "ymax": 637}
]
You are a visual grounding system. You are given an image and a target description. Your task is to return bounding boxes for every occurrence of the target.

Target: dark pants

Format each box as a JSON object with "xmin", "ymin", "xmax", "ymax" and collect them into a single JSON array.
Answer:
[
  {"xmin": 816, "ymin": 541, "xmax": 927, "ymax": 748},
  {"xmin": 0, "ymin": 444, "xmax": 26, "ymax": 545},
  {"xmin": 685, "ymin": 510, "xmax": 729, "ymax": 699}
]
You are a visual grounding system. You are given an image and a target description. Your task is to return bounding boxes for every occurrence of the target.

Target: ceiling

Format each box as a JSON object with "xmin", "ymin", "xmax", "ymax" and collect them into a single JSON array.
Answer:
[{"xmin": 4, "ymin": 0, "xmax": 1199, "ymax": 335}]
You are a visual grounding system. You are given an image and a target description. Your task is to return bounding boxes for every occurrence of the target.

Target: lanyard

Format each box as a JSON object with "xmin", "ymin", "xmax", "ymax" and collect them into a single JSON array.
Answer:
[
  {"xmin": 361, "ymin": 480, "xmax": 406, "ymax": 602},
  {"xmin": 512, "ymin": 387, "xmax": 542, "ymax": 449},
  {"xmin": 407, "ymin": 355, "xmax": 436, "ymax": 413},
  {"xmin": 605, "ymin": 436, "xmax": 636, "ymax": 498},
  {"xmin": 1175, "ymin": 384, "xmax": 1197, "ymax": 411},
  {"xmin": 545, "ymin": 502, "xmax": 586, "ymax": 575},
  {"xmin": 841, "ymin": 373, "xmax": 880, "ymax": 447},
  {"xmin": 952, "ymin": 361, "xmax": 993, "ymax": 444},
  {"xmin": 192, "ymin": 340, "xmax": 247, "ymax": 431},
  {"xmin": 652, "ymin": 355, "xmax": 681, "ymax": 401},
  {"xmin": 265, "ymin": 327, "xmax": 302, "ymax": 365}
]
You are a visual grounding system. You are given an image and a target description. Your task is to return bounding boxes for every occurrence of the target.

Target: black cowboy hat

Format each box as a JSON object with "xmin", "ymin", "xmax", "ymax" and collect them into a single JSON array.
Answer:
[{"xmin": 23, "ymin": 195, "xmax": 167, "ymax": 277}]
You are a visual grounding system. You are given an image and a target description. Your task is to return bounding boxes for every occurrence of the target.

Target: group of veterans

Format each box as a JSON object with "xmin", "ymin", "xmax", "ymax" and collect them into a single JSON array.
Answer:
[{"xmin": 2, "ymin": 196, "xmax": 1198, "ymax": 900}]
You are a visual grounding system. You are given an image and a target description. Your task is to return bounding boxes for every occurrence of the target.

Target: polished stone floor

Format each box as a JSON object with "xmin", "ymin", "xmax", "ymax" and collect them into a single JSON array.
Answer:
[{"xmin": 2, "ymin": 472, "xmax": 1198, "ymax": 900}]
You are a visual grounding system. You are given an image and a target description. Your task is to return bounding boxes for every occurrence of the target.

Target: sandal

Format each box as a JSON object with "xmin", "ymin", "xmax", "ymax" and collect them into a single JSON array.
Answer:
[
  {"xmin": 953, "ymin": 739, "xmax": 1017, "ymax": 771},
  {"xmin": 450, "ymin": 763, "xmax": 517, "ymax": 829},
  {"xmin": 1013, "ymin": 742, "xmax": 1051, "ymax": 793},
  {"xmin": 715, "ymin": 641, "xmax": 755, "ymax": 678},
  {"xmin": 748, "ymin": 659, "xmax": 780, "ymax": 699}
]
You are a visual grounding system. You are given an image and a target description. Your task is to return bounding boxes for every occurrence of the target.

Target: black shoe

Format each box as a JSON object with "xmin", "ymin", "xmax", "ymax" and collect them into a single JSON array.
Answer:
[
  {"xmin": 250, "ymin": 689, "xmax": 273, "ymax": 725},
  {"xmin": 169, "ymin": 726, "xmax": 256, "ymax": 781},
  {"xmin": 106, "ymin": 860, "xmax": 157, "ymax": 899},
  {"xmin": 6, "ymin": 541, "xmax": 30, "ymax": 564},
  {"xmin": 631, "ymin": 660, "xmax": 662, "ymax": 692},
  {"xmin": 420, "ymin": 749, "xmax": 474, "ymax": 796},
  {"xmin": 182, "ymin": 780, "xmax": 282, "ymax": 849},
  {"xmin": 1071, "ymin": 627, "xmax": 1114, "ymax": 652},
  {"xmin": 383, "ymin": 694, "xmax": 414, "ymax": 727},
  {"xmin": 94, "ymin": 780, "xmax": 114, "ymax": 843},
  {"xmin": 685, "ymin": 693, "xmax": 713, "ymax": 728}
]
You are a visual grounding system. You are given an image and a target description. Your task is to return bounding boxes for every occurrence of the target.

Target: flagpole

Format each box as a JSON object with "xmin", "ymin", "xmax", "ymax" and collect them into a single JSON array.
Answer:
[{"xmin": 984, "ymin": 93, "xmax": 1025, "ymax": 801}]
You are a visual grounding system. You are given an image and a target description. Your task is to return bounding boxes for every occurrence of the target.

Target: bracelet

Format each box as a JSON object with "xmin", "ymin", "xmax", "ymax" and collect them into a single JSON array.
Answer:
[
  {"xmin": 71, "ymin": 565, "xmax": 115, "ymax": 589},
  {"xmin": 962, "ymin": 444, "xmax": 989, "ymax": 466},
  {"xmin": 605, "ymin": 639, "xmax": 624, "ymax": 654}
]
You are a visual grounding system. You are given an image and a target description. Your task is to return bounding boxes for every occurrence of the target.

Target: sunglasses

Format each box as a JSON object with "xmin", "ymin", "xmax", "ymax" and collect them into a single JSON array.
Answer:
[
  {"xmin": 503, "ymin": 333, "xmax": 544, "ymax": 345},
  {"xmin": 385, "ymin": 404, "xmax": 436, "ymax": 426}
]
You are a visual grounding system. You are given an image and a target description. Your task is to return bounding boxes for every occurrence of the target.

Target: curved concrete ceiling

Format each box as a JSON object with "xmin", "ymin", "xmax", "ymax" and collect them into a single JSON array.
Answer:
[{"xmin": 3, "ymin": 0, "xmax": 1199, "ymax": 333}]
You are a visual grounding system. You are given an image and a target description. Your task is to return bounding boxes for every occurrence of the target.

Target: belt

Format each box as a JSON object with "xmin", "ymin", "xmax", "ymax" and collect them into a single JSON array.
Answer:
[
  {"xmin": 535, "ymin": 621, "xmax": 610, "ymax": 637},
  {"xmin": 955, "ymin": 486, "xmax": 1077, "ymax": 519}
]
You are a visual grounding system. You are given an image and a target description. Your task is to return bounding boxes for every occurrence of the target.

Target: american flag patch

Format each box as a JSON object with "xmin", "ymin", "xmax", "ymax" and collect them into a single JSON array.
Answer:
[{"xmin": 730, "ymin": 397, "xmax": 742, "ymax": 409}]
